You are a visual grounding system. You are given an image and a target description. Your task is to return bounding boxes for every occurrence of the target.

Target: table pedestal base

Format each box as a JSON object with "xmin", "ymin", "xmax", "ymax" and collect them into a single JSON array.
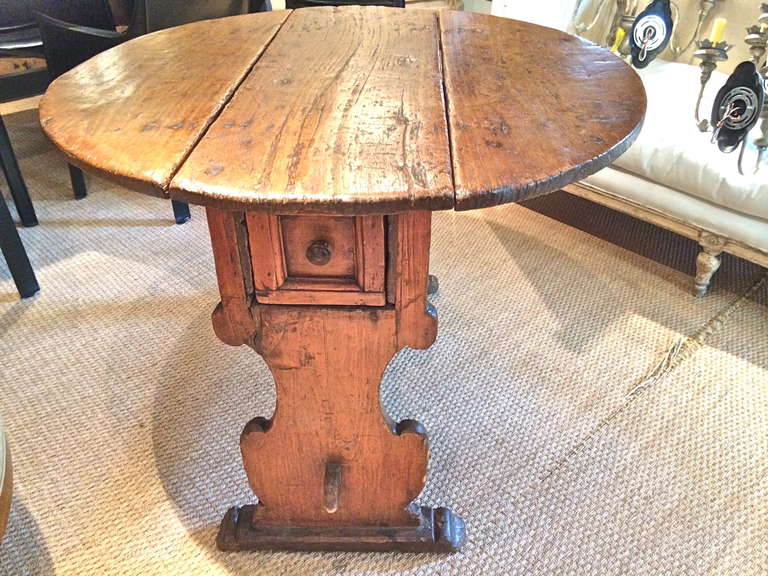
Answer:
[
  {"xmin": 217, "ymin": 505, "xmax": 464, "ymax": 552},
  {"xmin": 207, "ymin": 209, "xmax": 464, "ymax": 553}
]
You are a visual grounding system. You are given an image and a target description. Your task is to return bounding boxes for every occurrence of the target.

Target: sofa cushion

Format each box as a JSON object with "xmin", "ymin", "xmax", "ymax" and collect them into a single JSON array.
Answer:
[{"xmin": 613, "ymin": 59, "xmax": 768, "ymax": 221}]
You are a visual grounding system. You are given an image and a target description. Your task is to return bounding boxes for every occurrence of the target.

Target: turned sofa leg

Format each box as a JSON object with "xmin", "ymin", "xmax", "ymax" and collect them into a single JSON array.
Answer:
[
  {"xmin": 695, "ymin": 249, "xmax": 720, "ymax": 297},
  {"xmin": 694, "ymin": 233, "xmax": 726, "ymax": 297}
]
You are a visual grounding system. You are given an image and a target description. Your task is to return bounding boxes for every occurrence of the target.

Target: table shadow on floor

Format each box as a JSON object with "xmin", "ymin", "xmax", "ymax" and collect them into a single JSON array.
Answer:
[{"xmin": 0, "ymin": 497, "xmax": 53, "ymax": 576}]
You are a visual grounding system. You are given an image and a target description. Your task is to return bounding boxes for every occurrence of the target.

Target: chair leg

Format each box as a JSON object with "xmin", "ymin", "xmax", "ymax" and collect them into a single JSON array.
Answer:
[
  {"xmin": 0, "ymin": 193, "xmax": 39, "ymax": 299},
  {"xmin": 0, "ymin": 116, "xmax": 38, "ymax": 227},
  {"xmin": 68, "ymin": 164, "xmax": 87, "ymax": 199},
  {"xmin": 427, "ymin": 274, "xmax": 439, "ymax": 296},
  {"xmin": 171, "ymin": 200, "xmax": 191, "ymax": 224},
  {"xmin": 694, "ymin": 235, "xmax": 725, "ymax": 297}
]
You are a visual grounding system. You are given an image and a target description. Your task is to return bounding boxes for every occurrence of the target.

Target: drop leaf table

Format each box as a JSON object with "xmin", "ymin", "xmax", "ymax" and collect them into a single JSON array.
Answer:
[{"xmin": 39, "ymin": 6, "xmax": 646, "ymax": 553}]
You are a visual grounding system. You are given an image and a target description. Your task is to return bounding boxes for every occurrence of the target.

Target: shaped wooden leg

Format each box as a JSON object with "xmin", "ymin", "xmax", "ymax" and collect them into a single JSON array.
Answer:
[
  {"xmin": 695, "ymin": 233, "xmax": 725, "ymax": 298},
  {"xmin": 217, "ymin": 306, "xmax": 463, "ymax": 551},
  {"xmin": 207, "ymin": 209, "xmax": 464, "ymax": 552}
]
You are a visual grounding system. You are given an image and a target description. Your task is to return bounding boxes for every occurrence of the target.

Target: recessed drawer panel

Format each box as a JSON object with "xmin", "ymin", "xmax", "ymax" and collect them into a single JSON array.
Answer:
[
  {"xmin": 246, "ymin": 213, "xmax": 385, "ymax": 306},
  {"xmin": 281, "ymin": 216, "xmax": 356, "ymax": 280}
]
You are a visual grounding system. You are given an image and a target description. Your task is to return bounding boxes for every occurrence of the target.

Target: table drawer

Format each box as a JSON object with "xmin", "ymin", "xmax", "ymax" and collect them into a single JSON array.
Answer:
[{"xmin": 246, "ymin": 213, "xmax": 386, "ymax": 306}]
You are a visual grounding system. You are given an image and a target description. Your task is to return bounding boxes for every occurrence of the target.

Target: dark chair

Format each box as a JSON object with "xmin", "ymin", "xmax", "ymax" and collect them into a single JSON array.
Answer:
[
  {"xmin": 284, "ymin": 0, "xmax": 404, "ymax": 8},
  {"xmin": 0, "ymin": 0, "xmax": 44, "ymax": 59},
  {"xmin": 144, "ymin": 0, "xmax": 249, "ymax": 32},
  {"xmin": 35, "ymin": 2, "xmax": 192, "ymax": 223},
  {"xmin": 0, "ymin": 6, "xmax": 42, "ymax": 297},
  {"xmin": 0, "ymin": 1, "xmax": 52, "ymax": 295},
  {"xmin": 0, "ymin": 1, "xmax": 47, "ymax": 228},
  {"xmin": 33, "ymin": 0, "xmax": 130, "ymax": 203},
  {"xmin": 0, "ymin": 0, "xmax": 121, "ymax": 222},
  {"xmin": 248, "ymin": 0, "xmax": 273, "ymax": 12},
  {"xmin": 33, "ymin": 0, "xmax": 117, "ymax": 29},
  {"xmin": 0, "ymin": 69, "xmax": 47, "ymax": 227},
  {"xmin": 0, "ymin": 186, "xmax": 39, "ymax": 298}
]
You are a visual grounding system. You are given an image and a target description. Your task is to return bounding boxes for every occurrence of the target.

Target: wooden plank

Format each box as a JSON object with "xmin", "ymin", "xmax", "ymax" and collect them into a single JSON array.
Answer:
[
  {"xmin": 357, "ymin": 216, "xmax": 385, "ymax": 292},
  {"xmin": 170, "ymin": 6, "xmax": 454, "ymax": 214},
  {"xmin": 247, "ymin": 212, "xmax": 285, "ymax": 291},
  {"xmin": 255, "ymin": 289, "xmax": 385, "ymax": 306},
  {"xmin": 206, "ymin": 208, "xmax": 256, "ymax": 347},
  {"xmin": 439, "ymin": 11, "xmax": 646, "ymax": 210},
  {"xmin": 239, "ymin": 306, "xmax": 428, "ymax": 526},
  {"xmin": 39, "ymin": 11, "xmax": 291, "ymax": 197},
  {"xmin": 390, "ymin": 211, "xmax": 436, "ymax": 350}
]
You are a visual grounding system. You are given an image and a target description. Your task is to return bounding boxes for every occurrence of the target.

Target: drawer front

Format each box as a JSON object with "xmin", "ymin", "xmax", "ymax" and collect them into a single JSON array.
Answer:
[
  {"xmin": 246, "ymin": 213, "xmax": 385, "ymax": 306},
  {"xmin": 281, "ymin": 216, "xmax": 357, "ymax": 279}
]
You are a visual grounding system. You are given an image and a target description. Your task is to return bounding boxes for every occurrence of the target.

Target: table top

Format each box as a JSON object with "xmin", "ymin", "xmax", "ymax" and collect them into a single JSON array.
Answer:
[{"xmin": 39, "ymin": 7, "xmax": 646, "ymax": 214}]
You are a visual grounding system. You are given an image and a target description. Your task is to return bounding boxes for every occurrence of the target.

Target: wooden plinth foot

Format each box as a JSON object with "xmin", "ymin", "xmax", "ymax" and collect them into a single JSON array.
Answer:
[{"xmin": 217, "ymin": 504, "xmax": 464, "ymax": 552}]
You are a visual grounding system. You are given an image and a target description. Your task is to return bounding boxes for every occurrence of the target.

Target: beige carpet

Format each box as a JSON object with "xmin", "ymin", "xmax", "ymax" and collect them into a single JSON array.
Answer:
[{"xmin": 1, "ymin": 99, "xmax": 766, "ymax": 575}]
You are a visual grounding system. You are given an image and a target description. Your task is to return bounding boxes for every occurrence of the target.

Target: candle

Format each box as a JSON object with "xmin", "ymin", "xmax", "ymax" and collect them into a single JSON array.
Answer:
[
  {"xmin": 709, "ymin": 17, "xmax": 727, "ymax": 44},
  {"xmin": 611, "ymin": 27, "xmax": 626, "ymax": 53}
]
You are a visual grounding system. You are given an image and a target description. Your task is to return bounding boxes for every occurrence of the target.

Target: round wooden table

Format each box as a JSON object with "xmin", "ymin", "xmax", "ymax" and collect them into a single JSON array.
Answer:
[{"xmin": 39, "ymin": 6, "xmax": 645, "ymax": 553}]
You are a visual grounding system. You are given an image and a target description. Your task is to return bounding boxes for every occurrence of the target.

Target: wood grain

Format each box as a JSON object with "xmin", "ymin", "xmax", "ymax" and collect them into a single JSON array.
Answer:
[
  {"xmin": 209, "ymin": 209, "xmax": 441, "ymax": 530},
  {"xmin": 207, "ymin": 208, "xmax": 255, "ymax": 347},
  {"xmin": 388, "ymin": 212, "xmax": 436, "ymax": 350},
  {"xmin": 170, "ymin": 6, "xmax": 454, "ymax": 214},
  {"xmin": 39, "ymin": 11, "xmax": 290, "ymax": 197},
  {"xmin": 439, "ymin": 11, "xmax": 646, "ymax": 210},
  {"xmin": 241, "ymin": 305, "xmax": 427, "ymax": 526},
  {"xmin": 40, "ymin": 9, "xmax": 646, "ymax": 214},
  {"xmin": 280, "ymin": 216, "xmax": 357, "ymax": 279}
]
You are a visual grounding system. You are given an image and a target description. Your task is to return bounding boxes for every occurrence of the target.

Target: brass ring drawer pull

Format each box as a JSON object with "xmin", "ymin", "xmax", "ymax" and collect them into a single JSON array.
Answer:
[{"xmin": 306, "ymin": 240, "xmax": 332, "ymax": 266}]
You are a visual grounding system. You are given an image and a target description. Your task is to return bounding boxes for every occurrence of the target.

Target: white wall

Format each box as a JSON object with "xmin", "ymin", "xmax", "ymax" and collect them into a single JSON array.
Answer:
[{"xmin": 490, "ymin": 0, "xmax": 581, "ymax": 30}]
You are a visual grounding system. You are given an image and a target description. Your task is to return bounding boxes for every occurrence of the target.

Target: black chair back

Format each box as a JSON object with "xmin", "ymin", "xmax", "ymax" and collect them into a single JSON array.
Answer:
[
  {"xmin": 0, "ymin": 0, "xmax": 36, "ymax": 29},
  {"xmin": 145, "ymin": 0, "xmax": 248, "ymax": 32},
  {"xmin": 35, "ymin": 12, "xmax": 121, "ymax": 78},
  {"xmin": 35, "ymin": 0, "xmax": 147, "ymax": 78},
  {"xmin": 33, "ymin": 0, "xmax": 116, "ymax": 30},
  {"xmin": 0, "ymin": 0, "xmax": 43, "ymax": 58},
  {"xmin": 285, "ymin": 0, "xmax": 404, "ymax": 8}
]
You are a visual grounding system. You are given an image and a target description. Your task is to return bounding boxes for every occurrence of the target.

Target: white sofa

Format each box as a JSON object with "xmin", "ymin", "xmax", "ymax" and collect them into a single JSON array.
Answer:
[{"xmin": 491, "ymin": 0, "xmax": 768, "ymax": 295}]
